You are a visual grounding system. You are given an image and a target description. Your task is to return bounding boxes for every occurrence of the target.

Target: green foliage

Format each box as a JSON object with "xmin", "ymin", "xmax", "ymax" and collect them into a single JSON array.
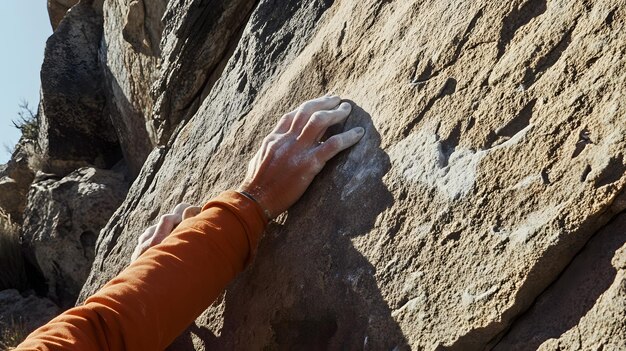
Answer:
[
  {"xmin": 0, "ymin": 316, "xmax": 28, "ymax": 350},
  {"xmin": 11, "ymin": 102, "xmax": 39, "ymax": 142},
  {"xmin": 0, "ymin": 212, "xmax": 27, "ymax": 292}
]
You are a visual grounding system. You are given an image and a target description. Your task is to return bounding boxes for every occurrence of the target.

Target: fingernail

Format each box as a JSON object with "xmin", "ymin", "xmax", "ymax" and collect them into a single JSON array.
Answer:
[{"xmin": 354, "ymin": 127, "xmax": 365, "ymax": 135}]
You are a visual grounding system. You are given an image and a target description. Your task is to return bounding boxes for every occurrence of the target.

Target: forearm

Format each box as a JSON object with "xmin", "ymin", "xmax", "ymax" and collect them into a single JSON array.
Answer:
[{"xmin": 16, "ymin": 191, "xmax": 266, "ymax": 351}]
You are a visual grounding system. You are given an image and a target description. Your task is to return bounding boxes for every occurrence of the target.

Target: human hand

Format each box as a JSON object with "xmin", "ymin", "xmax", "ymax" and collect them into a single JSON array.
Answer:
[
  {"xmin": 131, "ymin": 203, "xmax": 202, "ymax": 262},
  {"xmin": 238, "ymin": 95, "xmax": 365, "ymax": 219}
]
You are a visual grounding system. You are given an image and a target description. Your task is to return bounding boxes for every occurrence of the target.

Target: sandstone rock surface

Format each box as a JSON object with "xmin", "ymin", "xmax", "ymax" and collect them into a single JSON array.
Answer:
[
  {"xmin": 22, "ymin": 167, "xmax": 128, "ymax": 308},
  {"xmin": 495, "ymin": 213, "xmax": 626, "ymax": 350},
  {"xmin": 28, "ymin": 0, "xmax": 626, "ymax": 349}
]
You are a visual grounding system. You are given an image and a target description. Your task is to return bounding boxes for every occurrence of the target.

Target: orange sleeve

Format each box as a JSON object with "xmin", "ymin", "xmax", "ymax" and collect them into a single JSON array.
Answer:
[{"xmin": 16, "ymin": 190, "xmax": 267, "ymax": 351}]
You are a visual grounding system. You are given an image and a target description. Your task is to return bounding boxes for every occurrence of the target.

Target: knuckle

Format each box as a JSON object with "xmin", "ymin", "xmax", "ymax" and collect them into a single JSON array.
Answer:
[
  {"xmin": 161, "ymin": 214, "xmax": 178, "ymax": 225},
  {"xmin": 266, "ymin": 140, "xmax": 282, "ymax": 154},
  {"xmin": 262, "ymin": 134, "xmax": 279, "ymax": 147},
  {"xmin": 327, "ymin": 137, "xmax": 343, "ymax": 150},
  {"xmin": 308, "ymin": 117, "xmax": 322, "ymax": 129},
  {"xmin": 309, "ymin": 157, "xmax": 324, "ymax": 173}
]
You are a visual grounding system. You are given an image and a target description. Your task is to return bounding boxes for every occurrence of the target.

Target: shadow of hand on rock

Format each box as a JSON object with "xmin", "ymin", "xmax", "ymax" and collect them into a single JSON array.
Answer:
[{"xmin": 169, "ymin": 103, "xmax": 408, "ymax": 350}]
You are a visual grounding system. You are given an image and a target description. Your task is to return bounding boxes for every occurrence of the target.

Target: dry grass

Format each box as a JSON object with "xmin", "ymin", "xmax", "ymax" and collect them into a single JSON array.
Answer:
[
  {"xmin": 0, "ymin": 317, "xmax": 28, "ymax": 350},
  {"xmin": 0, "ymin": 211, "xmax": 27, "ymax": 291}
]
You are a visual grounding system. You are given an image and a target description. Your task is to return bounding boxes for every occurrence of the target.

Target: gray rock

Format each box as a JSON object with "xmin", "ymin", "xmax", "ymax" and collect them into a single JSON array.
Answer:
[
  {"xmin": 99, "ymin": 0, "xmax": 257, "ymax": 177},
  {"xmin": 150, "ymin": 0, "xmax": 257, "ymax": 146},
  {"xmin": 39, "ymin": 1, "xmax": 121, "ymax": 176},
  {"xmin": 0, "ymin": 142, "xmax": 35, "ymax": 223},
  {"xmin": 0, "ymin": 289, "xmax": 59, "ymax": 337},
  {"xmin": 22, "ymin": 167, "xmax": 128, "ymax": 308},
  {"xmin": 62, "ymin": 0, "xmax": 625, "ymax": 349},
  {"xmin": 97, "ymin": 0, "xmax": 165, "ymax": 177}
]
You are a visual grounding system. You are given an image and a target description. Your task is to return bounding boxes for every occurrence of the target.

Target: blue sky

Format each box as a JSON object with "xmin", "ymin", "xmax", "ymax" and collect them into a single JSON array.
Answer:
[{"xmin": 0, "ymin": 2, "xmax": 52, "ymax": 164}]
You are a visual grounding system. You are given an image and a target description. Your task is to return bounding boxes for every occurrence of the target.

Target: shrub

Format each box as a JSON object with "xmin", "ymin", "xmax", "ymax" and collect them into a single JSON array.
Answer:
[
  {"xmin": 11, "ymin": 102, "xmax": 39, "ymax": 142},
  {"xmin": 0, "ymin": 211, "xmax": 27, "ymax": 292},
  {"xmin": 0, "ymin": 316, "xmax": 28, "ymax": 350}
]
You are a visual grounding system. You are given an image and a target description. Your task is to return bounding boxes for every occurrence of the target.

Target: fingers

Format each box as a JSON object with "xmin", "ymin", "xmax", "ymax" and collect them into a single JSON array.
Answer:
[
  {"xmin": 315, "ymin": 127, "xmax": 365, "ymax": 163},
  {"xmin": 182, "ymin": 206, "xmax": 201, "ymax": 220},
  {"xmin": 298, "ymin": 102, "xmax": 352, "ymax": 144},
  {"xmin": 149, "ymin": 214, "xmax": 182, "ymax": 247},
  {"xmin": 290, "ymin": 95, "xmax": 342, "ymax": 132},
  {"xmin": 272, "ymin": 111, "xmax": 296, "ymax": 134},
  {"xmin": 131, "ymin": 245, "xmax": 146, "ymax": 262},
  {"xmin": 172, "ymin": 203, "xmax": 191, "ymax": 217},
  {"xmin": 131, "ymin": 203, "xmax": 202, "ymax": 262}
]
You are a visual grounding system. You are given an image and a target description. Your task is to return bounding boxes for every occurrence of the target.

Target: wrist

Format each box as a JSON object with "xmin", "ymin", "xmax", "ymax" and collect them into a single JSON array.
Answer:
[{"xmin": 237, "ymin": 188, "xmax": 272, "ymax": 220}]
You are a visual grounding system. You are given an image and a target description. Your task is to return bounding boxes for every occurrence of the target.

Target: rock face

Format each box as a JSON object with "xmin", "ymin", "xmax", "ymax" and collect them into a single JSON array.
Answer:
[
  {"xmin": 77, "ymin": 0, "xmax": 626, "ymax": 349},
  {"xmin": 0, "ymin": 289, "xmax": 59, "ymax": 336},
  {"xmin": 495, "ymin": 213, "xmax": 626, "ymax": 350},
  {"xmin": 26, "ymin": 0, "xmax": 624, "ymax": 349},
  {"xmin": 98, "ymin": 0, "xmax": 257, "ymax": 176},
  {"xmin": 39, "ymin": 1, "xmax": 121, "ymax": 176},
  {"xmin": 22, "ymin": 167, "xmax": 128, "ymax": 308}
]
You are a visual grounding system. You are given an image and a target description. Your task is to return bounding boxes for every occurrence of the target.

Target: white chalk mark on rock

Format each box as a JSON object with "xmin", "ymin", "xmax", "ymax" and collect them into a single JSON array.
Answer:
[
  {"xmin": 390, "ymin": 125, "xmax": 534, "ymax": 200},
  {"xmin": 389, "ymin": 130, "xmax": 485, "ymax": 200},
  {"xmin": 461, "ymin": 284, "xmax": 500, "ymax": 305},
  {"xmin": 509, "ymin": 204, "xmax": 564, "ymax": 244}
]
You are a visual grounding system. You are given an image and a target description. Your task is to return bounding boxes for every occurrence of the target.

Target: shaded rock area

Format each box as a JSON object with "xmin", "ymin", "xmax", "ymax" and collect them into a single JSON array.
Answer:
[
  {"xmin": 21, "ymin": 167, "xmax": 128, "ymax": 308},
  {"xmin": 47, "ymin": 0, "xmax": 79, "ymax": 30},
  {"xmin": 47, "ymin": 0, "xmax": 103, "ymax": 30},
  {"xmin": 495, "ymin": 212, "xmax": 626, "ymax": 350},
  {"xmin": 97, "ymin": 0, "xmax": 166, "ymax": 176},
  {"xmin": 77, "ymin": 0, "xmax": 626, "ymax": 349},
  {"xmin": 39, "ymin": 1, "xmax": 121, "ymax": 176},
  {"xmin": 0, "ymin": 289, "xmax": 59, "ymax": 336}
]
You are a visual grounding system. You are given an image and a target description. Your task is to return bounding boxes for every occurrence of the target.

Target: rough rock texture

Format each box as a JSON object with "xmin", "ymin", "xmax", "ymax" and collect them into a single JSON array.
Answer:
[
  {"xmin": 62, "ymin": 0, "xmax": 625, "ymax": 349},
  {"xmin": 22, "ymin": 167, "xmax": 128, "ymax": 308},
  {"xmin": 97, "ymin": 0, "xmax": 165, "ymax": 176},
  {"xmin": 39, "ymin": 1, "xmax": 121, "ymax": 176},
  {"xmin": 99, "ymin": 0, "xmax": 257, "ymax": 176},
  {"xmin": 150, "ymin": 0, "xmax": 257, "ymax": 145},
  {"xmin": 0, "ymin": 289, "xmax": 59, "ymax": 335},
  {"xmin": 495, "ymin": 212, "xmax": 626, "ymax": 350},
  {"xmin": 0, "ymin": 143, "xmax": 35, "ymax": 223}
]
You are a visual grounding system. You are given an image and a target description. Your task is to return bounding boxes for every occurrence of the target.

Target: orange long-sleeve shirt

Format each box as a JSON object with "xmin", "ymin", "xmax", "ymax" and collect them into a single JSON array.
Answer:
[{"xmin": 16, "ymin": 190, "xmax": 267, "ymax": 351}]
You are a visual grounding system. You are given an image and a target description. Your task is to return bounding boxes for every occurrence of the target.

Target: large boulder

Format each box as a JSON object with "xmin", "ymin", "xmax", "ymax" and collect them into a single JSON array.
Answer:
[
  {"xmin": 22, "ymin": 167, "xmax": 128, "ymax": 308},
  {"xmin": 39, "ymin": 1, "xmax": 121, "ymax": 176},
  {"xmin": 73, "ymin": 0, "xmax": 625, "ymax": 349}
]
